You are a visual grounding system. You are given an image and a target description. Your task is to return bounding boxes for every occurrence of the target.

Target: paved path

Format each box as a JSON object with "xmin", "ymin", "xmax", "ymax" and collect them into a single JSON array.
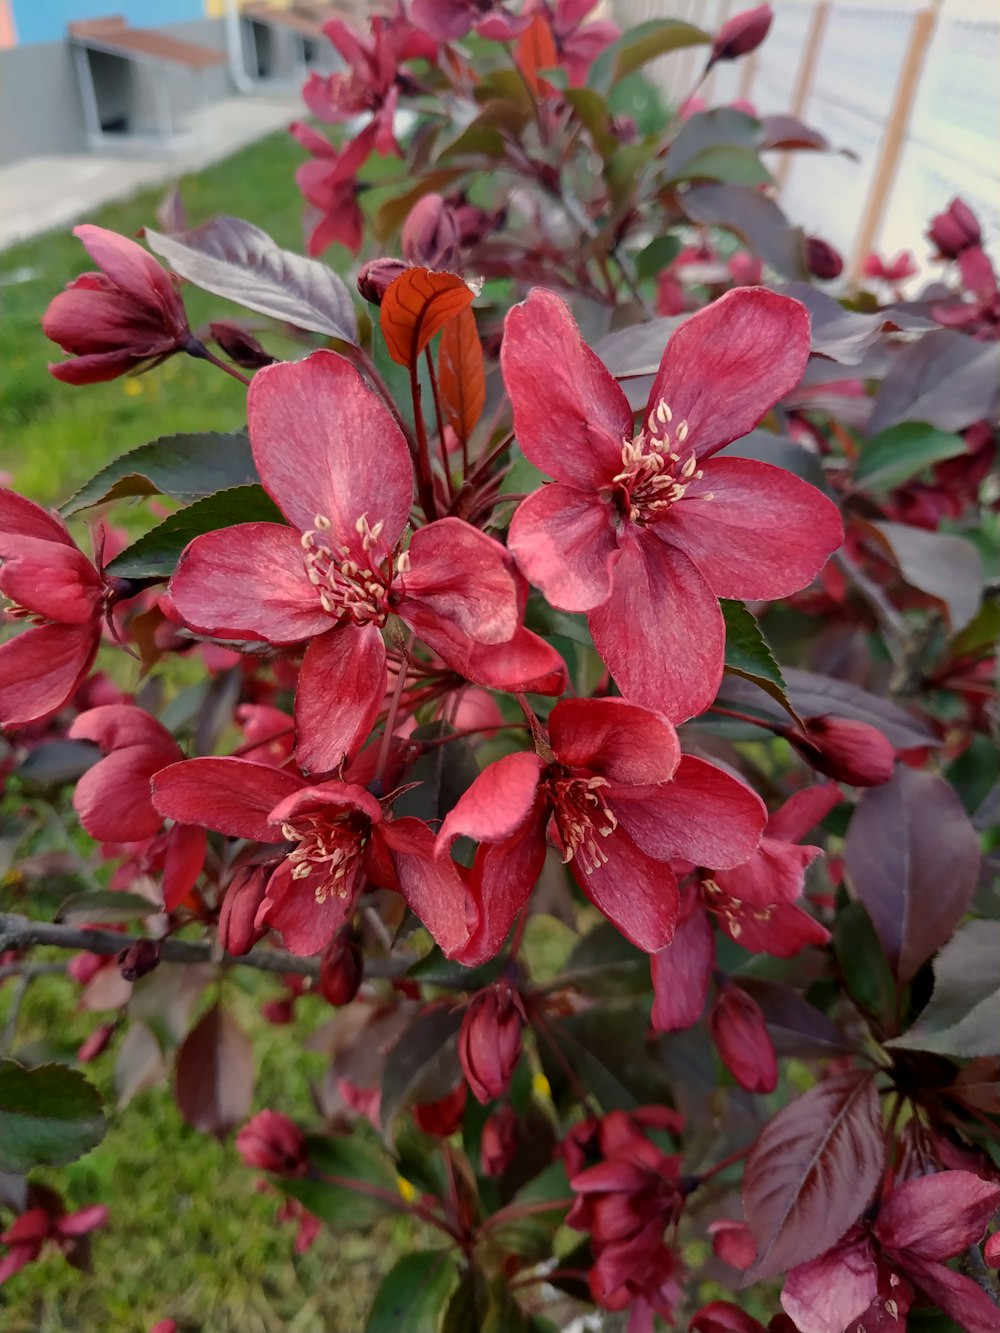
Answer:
[{"xmin": 0, "ymin": 91, "xmax": 301, "ymax": 251}]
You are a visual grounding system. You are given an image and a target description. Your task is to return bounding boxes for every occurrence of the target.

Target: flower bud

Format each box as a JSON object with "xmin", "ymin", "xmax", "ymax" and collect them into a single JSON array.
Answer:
[
  {"xmin": 357, "ymin": 257, "xmax": 411, "ymax": 306},
  {"xmin": 458, "ymin": 981, "xmax": 526, "ymax": 1104},
  {"xmin": 413, "ymin": 1082, "xmax": 467, "ymax": 1136},
  {"xmin": 480, "ymin": 1105, "xmax": 519, "ymax": 1177},
  {"xmin": 116, "ymin": 938, "xmax": 161, "ymax": 982},
  {"xmin": 928, "ymin": 197, "xmax": 981, "ymax": 259},
  {"xmin": 208, "ymin": 321, "xmax": 275, "ymax": 369},
  {"xmin": 402, "ymin": 193, "xmax": 461, "ymax": 270},
  {"xmin": 985, "ymin": 1230, "xmax": 1000, "ymax": 1267},
  {"xmin": 709, "ymin": 5, "xmax": 773, "ymax": 66},
  {"xmin": 710, "ymin": 984, "xmax": 777, "ymax": 1093},
  {"xmin": 236, "ymin": 1110, "xmax": 308, "ymax": 1176},
  {"xmin": 787, "ymin": 715, "xmax": 895, "ymax": 786},
  {"xmin": 218, "ymin": 866, "xmax": 270, "ymax": 956},
  {"xmin": 318, "ymin": 928, "xmax": 363, "ymax": 1007},
  {"xmin": 692, "ymin": 1302, "xmax": 767, "ymax": 1333},
  {"xmin": 805, "ymin": 235, "xmax": 843, "ymax": 280}
]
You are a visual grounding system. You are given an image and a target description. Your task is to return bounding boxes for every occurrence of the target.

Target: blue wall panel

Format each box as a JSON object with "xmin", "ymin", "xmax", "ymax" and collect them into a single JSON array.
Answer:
[{"xmin": 13, "ymin": 1, "xmax": 205, "ymax": 47}]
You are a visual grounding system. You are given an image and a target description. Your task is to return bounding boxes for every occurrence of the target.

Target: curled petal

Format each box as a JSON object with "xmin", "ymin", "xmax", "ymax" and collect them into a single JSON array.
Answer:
[
  {"xmin": 456, "ymin": 802, "xmax": 549, "ymax": 965},
  {"xmin": 573, "ymin": 824, "xmax": 679, "ymax": 952},
  {"xmin": 70, "ymin": 704, "xmax": 177, "ymax": 757},
  {"xmin": 73, "ymin": 746, "xmax": 171, "ymax": 842},
  {"xmin": 437, "ymin": 751, "xmax": 545, "ymax": 854},
  {"xmin": 875, "ymin": 1171, "xmax": 1000, "ymax": 1260},
  {"xmin": 0, "ymin": 535, "xmax": 103, "ymax": 624},
  {"xmin": 549, "ymin": 697, "xmax": 680, "ymax": 786},
  {"xmin": 780, "ymin": 1237, "xmax": 879, "ymax": 1333},
  {"xmin": 650, "ymin": 887, "xmax": 715, "ymax": 1031},
  {"xmin": 0, "ymin": 487, "xmax": 76, "ymax": 545},
  {"xmin": 378, "ymin": 818, "xmax": 477, "ymax": 959},
  {"xmin": 402, "ymin": 518, "xmax": 518, "ymax": 645}
]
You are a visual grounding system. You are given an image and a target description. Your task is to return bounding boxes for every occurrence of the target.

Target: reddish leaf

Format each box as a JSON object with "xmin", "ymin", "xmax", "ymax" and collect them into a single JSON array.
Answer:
[
  {"xmin": 174, "ymin": 1003, "xmax": 254, "ymax": 1138},
  {"xmin": 380, "ymin": 267, "xmax": 475, "ymax": 369},
  {"xmin": 868, "ymin": 330, "xmax": 1000, "ymax": 434},
  {"xmin": 889, "ymin": 920, "xmax": 1000, "ymax": 1058},
  {"xmin": 862, "ymin": 519, "xmax": 984, "ymax": 632},
  {"xmin": 742, "ymin": 1072, "xmax": 884, "ymax": 1282},
  {"xmin": 516, "ymin": 13, "xmax": 558, "ymax": 97},
  {"xmin": 438, "ymin": 306, "xmax": 485, "ymax": 441},
  {"xmin": 843, "ymin": 765, "xmax": 981, "ymax": 985}
]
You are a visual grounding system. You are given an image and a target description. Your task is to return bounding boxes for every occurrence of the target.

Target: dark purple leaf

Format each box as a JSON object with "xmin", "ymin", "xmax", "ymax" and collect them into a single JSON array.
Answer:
[
  {"xmin": 774, "ymin": 283, "xmax": 935, "ymax": 364},
  {"xmin": 378, "ymin": 1006, "xmax": 463, "ymax": 1140},
  {"xmin": 742, "ymin": 1072, "xmax": 884, "ymax": 1281},
  {"xmin": 867, "ymin": 330, "xmax": 1000, "ymax": 434},
  {"xmin": 736, "ymin": 979, "xmax": 855, "ymax": 1058},
  {"xmin": 757, "ymin": 114, "xmax": 832, "ymax": 152},
  {"xmin": 843, "ymin": 765, "xmax": 981, "ymax": 985},
  {"xmin": 681, "ymin": 182, "xmax": 805, "ymax": 279},
  {"xmin": 889, "ymin": 920, "xmax": 1000, "ymax": 1058},
  {"xmin": 862, "ymin": 520, "xmax": 983, "ymax": 631},
  {"xmin": 661, "ymin": 107, "xmax": 760, "ymax": 177},
  {"xmin": 145, "ymin": 217, "xmax": 357, "ymax": 343},
  {"xmin": 594, "ymin": 315, "xmax": 683, "ymax": 377},
  {"xmin": 722, "ymin": 429, "xmax": 831, "ymax": 494},
  {"xmin": 174, "ymin": 1002, "xmax": 253, "ymax": 1138}
]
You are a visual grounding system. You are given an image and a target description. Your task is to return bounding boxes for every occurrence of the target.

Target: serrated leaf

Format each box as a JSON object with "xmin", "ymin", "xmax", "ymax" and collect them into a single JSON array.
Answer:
[
  {"xmin": 61, "ymin": 433, "xmax": 256, "ymax": 515},
  {"xmin": 145, "ymin": 217, "xmax": 357, "ymax": 342},
  {"xmin": 853, "ymin": 422, "xmax": 966, "ymax": 494},
  {"xmin": 366, "ymin": 1250, "xmax": 458, "ymax": 1333},
  {"xmin": 0, "ymin": 1060, "xmax": 106, "ymax": 1172},
  {"xmin": 742, "ymin": 1072, "xmax": 884, "ymax": 1281},
  {"xmin": 721, "ymin": 600, "xmax": 799, "ymax": 722},
  {"xmin": 589, "ymin": 19, "xmax": 709, "ymax": 91},
  {"xmin": 104, "ymin": 485, "xmax": 283, "ymax": 579}
]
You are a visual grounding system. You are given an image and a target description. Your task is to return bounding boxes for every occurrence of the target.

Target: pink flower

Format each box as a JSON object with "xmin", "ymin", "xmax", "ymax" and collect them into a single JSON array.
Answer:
[
  {"xmin": 781, "ymin": 1170, "xmax": 1000, "ymax": 1333},
  {"xmin": 42, "ymin": 225, "xmax": 190, "ymax": 384},
  {"xmin": 0, "ymin": 490, "xmax": 113, "ymax": 727},
  {"xmin": 862, "ymin": 251, "xmax": 918, "ymax": 284},
  {"xmin": 411, "ymin": 0, "xmax": 529, "ymax": 44},
  {"xmin": 501, "ymin": 288, "xmax": 842, "ymax": 721},
  {"xmin": 402, "ymin": 193, "xmax": 461, "ymax": 269},
  {"xmin": 710, "ymin": 984, "xmax": 778, "ymax": 1093},
  {"xmin": 69, "ymin": 705, "xmax": 207, "ymax": 910},
  {"xmin": 430, "ymin": 698, "xmax": 766, "ymax": 961},
  {"xmin": 291, "ymin": 122, "xmax": 374, "ymax": 256},
  {"xmin": 459, "ymin": 980, "xmax": 526, "ymax": 1102},
  {"xmin": 928, "ymin": 197, "xmax": 982, "ymax": 260},
  {"xmin": 166, "ymin": 350, "xmax": 526, "ymax": 775},
  {"xmin": 236, "ymin": 1110, "xmax": 308, "ymax": 1175},
  {"xmin": 151, "ymin": 756, "xmax": 465, "ymax": 955},
  {"xmin": 541, "ymin": 0, "xmax": 621, "ymax": 86},
  {"xmin": 708, "ymin": 4, "xmax": 773, "ymax": 66},
  {"xmin": 0, "ymin": 1203, "xmax": 108, "ymax": 1285}
]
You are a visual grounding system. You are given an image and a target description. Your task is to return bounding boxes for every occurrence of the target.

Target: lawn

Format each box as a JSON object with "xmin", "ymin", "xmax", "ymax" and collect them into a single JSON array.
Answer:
[{"xmin": 0, "ymin": 126, "xmax": 409, "ymax": 1333}]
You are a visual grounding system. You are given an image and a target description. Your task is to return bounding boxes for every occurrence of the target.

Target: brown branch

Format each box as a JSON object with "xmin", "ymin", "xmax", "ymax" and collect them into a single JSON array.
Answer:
[{"xmin": 0, "ymin": 913, "xmax": 410, "ymax": 982}]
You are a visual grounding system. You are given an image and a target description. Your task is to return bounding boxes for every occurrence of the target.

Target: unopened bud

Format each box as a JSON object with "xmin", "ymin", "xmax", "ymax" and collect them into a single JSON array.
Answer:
[
  {"xmin": 357, "ymin": 257, "xmax": 411, "ymax": 306},
  {"xmin": 236, "ymin": 1110, "xmax": 308, "ymax": 1175},
  {"xmin": 985, "ymin": 1230, "xmax": 1000, "ymax": 1267},
  {"xmin": 458, "ymin": 980, "xmax": 526, "ymax": 1104},
  {"xmin": 218, "ymin": 866, "xmax": 270, "ymax": 956},
  {"xmin": 805, "ymin": 235, "xmax": 844, "ymax": 280},
  {"xmin": 413, "ymin": 1082, "xmax": 467, "ymax": 1137},
  {"xmin": 209, "ymin": 321, "xmax": 275, "ymax": 369},
  {"xmin": 318, "ymin": 929, "xmax": 363, "ymax": 1007},
  {"xmin": 928, "ymin": 197, "xmax": 981, "ymax": 259},
  {"xmin": 787, "ymin": 715, "xmax": 895, "ymax": 786},
  {"xmin": 480, "ymin": 1105, "xmax": 519, "ymax": 1177},
  {"xmin": 691, "ymin": 1301, "xmax": 767, "ymax": 1333},
  {"xmin": 710, "ymin": 984, "xmax": 777, "ymax": 1093},
  {"xmin": 402, "ymin": 193, "xmax": 461, "ymax": 270},
  {"xmin": 708, "ymin": 5, "xmax": 773, "ymax": 67},
  {"xmin": 116, "ymin": 938, "xmax": 161, "ymax": 982}
]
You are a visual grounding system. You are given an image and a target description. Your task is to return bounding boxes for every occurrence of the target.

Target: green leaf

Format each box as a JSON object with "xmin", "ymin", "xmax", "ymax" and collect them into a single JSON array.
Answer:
[
  {"xmin": 564, "ymin": 88, "xmax": 617, "ymax": 159},
  {"xmin": 589, "ymin": 19, "xmax": 710, "ymax": 91},
  {"xmin": 105, "ymin": 484, "xmax": 283, "ymax": 579},
  {"xmin": 664, "ymin": 145, "xmax": 772, "ymax": 186},
  {"xmin": 635, "ymin": 233, "xmax": 682, "ymax": 281},
  {"xmin": 889, "ymin": 920, "xmax": 1000, "ymax": 1058},
  {"xmin": 280, "ymin": 1134, "xmax": 399, "ymax": 1230},
  {"xmin": 61, "ymin": 432, "xmax": 255, "ymax": 515},
  {"xmin": 442, "ymin": 1267, "xmax": 490, "ymax": 1333},
  {"xmin": 0, "ymin": 1060, "xmax": 106, "ymax": 1172},
  {"xmin": 853, "ymin": 422, "xmax": 967, "ymax": 494},
  {"xmin": 366, "ymin": 1250, "xmax": 458, "ymax": 1333},
  {"xmin": 56, "ymin": 889, "xmax": 161, "ymax": 926},
  {"xmin": 721, "ymin": 600, "xmax": 799, "ymax": 722},
  {"xmin": 949, "ymin": 598, "xmax": 1000, "ymax": 657},
  {"xmin": 833, "ymin": 901, "xmax": 896, "ymax": 1029}
]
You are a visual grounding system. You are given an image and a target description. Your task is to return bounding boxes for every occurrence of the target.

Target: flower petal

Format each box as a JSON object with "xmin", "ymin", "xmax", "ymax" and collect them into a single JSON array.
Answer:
[
  {"xmin": 0, "ymin": 535, "xmax": 103, "ymax": 624},
  {"xmin": 647, "ymin": 289, "xmax": 810, "ymax": 462},
  {"xmin": 257, "ymin": 858, "xmax": 361, "ymax": 956},
  {"xmin": 0, "ymin": 623, "xmax": 97, "ymax": 727},
  {"xmin": 424, "ymin": 622, "xmax": 568, "ymax": 696},
  {"xmin": 401, "ymin": 518, "xmax": 518, "ymax": 645},
  {"xmin": 74, "ymin": 224, "xmax": 181, "ymax": 317},
  {"xmin": 549, "ymin": 697, "xmax": 680, "ymax": 785},
  {"xmin": 900, "ymin": 1255, "xmax": 1000, "ymax": 1333},
  {"xmin": 659, "ymin": 458, "xmax": 843, "ymax": 599},
  {"xmin": 437, "ymin": 751, "xmax": 545, "ymax": 854},
  {"xmin": 457, "ymin": 802, "xmax": 549, "ymax": 965},
  {"xmin": 713, "ymin": 837, "xmax": 822, "ymax": 908},
  {"xmin": 294, "ymin": 625, "xmax": 386, "ymax": 775},
  {"xmin": 612, "ymin": 755, "xmax": 766, "ymax": 870},
  {"xmin": 246, "ymin": 350, "xmax": 413, "ymax": 550},
  {"xmin": 378, "ymin": 817, "xmax": 477, "ymax": 959},
  {"xmin": 162, "ymin": 823, "xmax": 208, "ymax": 911},
  {"xmin": 574, "ymin": 824, "xmax": 679, "ymax": 952},
  {"xmin": 70, "ymin": 704, "xmax": 178, "ymax": 757},
  {"xmin": 152, "ymin": 758, "xmax": 304, "ymax": 841},
  {"xmin": 766, "ymin": 783, "xmax": 841, "ymax": 842},
  {"xmin": 508, "ymin": 484, "xmax": 620, "ymax": 612},
  {"xmin": 715, "ymin": 898, "xmax": 829, "ymax": 957},
  {"xmin": 780, "ymin": 1238, "xmax": 879, "ymax": 1333},
  {"xmin": 650, "ymin": 887, "xmax": 715, "ymax": 1031},
  {"xmin": 587, "ymin": 534, "xmax": 724, "ymax": 723},
  {"xmin": 875, "ymin": 1171, "xmax": 1000, "ymax": 1260},
  {"xmin": 501, "ymin": 288, "xmax": 633, "ymax": 489},
  {"xmin": 73, "ymin": 746, "xmax": 169, "ymax": 842},
  {"xmin": 169, "ymin": 522, "xmax": 329, "ymax": 643},
  {"xmin": 0, "ymin": 488, "xmax": 75, "ymax": 545}
]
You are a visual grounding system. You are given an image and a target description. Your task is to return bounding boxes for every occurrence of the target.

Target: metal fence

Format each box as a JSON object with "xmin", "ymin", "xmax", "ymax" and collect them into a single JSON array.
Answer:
[{"xmin": 612, "ymin": 0, "xmax": 1000, "ymax": 278}]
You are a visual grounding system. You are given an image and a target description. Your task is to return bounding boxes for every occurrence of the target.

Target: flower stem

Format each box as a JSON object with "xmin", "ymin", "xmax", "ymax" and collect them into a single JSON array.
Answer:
[
  {"xmin": 185, "ymin": 338, "xmax": 252, "ymax": 386},
  {"xmin": 424, "ymin": 348, "xmax": 455, "ymax": 502},
  {"xmin": 409, "ymin": 360, "xmax": 439, "ymax": 522}
]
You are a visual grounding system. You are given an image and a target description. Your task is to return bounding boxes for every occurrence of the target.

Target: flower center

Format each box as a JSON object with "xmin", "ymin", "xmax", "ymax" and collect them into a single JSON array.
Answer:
[
  {"xmin": 701, "ymin": 878, "xmax": 773, "ymax": 937},
  {"xmin": 612, "ymin": 399, "xmax": 714, "ymax": 525},
  {"xmin": 280, "ymin": 813, "xmax": 367, "ymax": 905},
  {"xmin": 300, "ymin": 512, "xmax": 404, "ymax": 627},
  {"xmin": 549, "ymin": 775, "xmax": 618, "ymax": 874}
]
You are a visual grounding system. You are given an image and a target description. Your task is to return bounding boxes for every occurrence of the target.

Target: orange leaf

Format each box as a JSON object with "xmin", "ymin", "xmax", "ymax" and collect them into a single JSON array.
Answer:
[
  {"xmin": 438, "ymin": 306, "xmax": 486, "ymax": 442},
  {"xmin": 516, "ymin": 13, "xmax": 558, "ymax": 98},
  {"xmin": 380, "ymin": 267, "xmax": 475, "ymax": 369}
]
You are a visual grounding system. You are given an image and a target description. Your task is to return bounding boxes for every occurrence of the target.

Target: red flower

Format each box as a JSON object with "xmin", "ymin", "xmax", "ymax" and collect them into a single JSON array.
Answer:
[
  {"xmin": 236, "ymin": 1110, "xmax": 308, "ymax": 1176},
  {"xmin": 692, "ymin": 1303, "xmax": 767, "ymax": 1333},
  {"xmin": 413, "ymin": 1082, "xmax": 467, "ymax": 1136},
  {"xmin": 710, "ymin": 984, "xmax": 778, "ymax": 1093},
  {"xmin": 928, "ymin": 197, "xmax": 982, "ymax": 260},
  {"xmin": 708, "ymin": 4, "xmax": 773, "ymax": 66},
  {"xmin": 402, "ymin": 193, "xmax": 461, "ymax": 269},
  {"xmin": 0, "ymin": 1203, "xmax": 108, "ymax": 1285},
  {"xmin": 862, "ymin": 251, "xmax": 918, "ymax": 284},
  {"xmin": 542, "ymin": 0, "xmax": 621, "ymax": 86},
  {"xmin": 429, "ymin": 698, "xmax": 765, "ymax": 961},
  {"xmin": 480, "ymin": 1104, "xmax": 519, "ymax": 1176},
  {"xmin": 69, "ymin": 705, "xmax": 207, "ymax": 910},
  {"xmin": 501, "ymin": 288, "xmax": 842, "ymax": 721},
  {"xmin": 785, "ymin": 715, "xmax": 896, "ymax": 786},
  {"xmin": 0, "ymin": 489, "xmax": 112, "ymax": 727},
  {"xmin": 151, "ymin": 756, "xmax": 464, "ymax": 955},
  {"xmin": 781, "ymin": 1170, "xmax": 1000, "ymax": 1333},
  {"xmin": 42, "ymin": 225, "xmax": 190, "ymax": 384},
  {"xmin": 411, "ymin": 0, "xmax": 529, "ymax": 44},
  {"xmin": 459, "ymin": 980, "xmax": 526, "ymax": 1103},
  {"xmin": 291, "ymin": 122, "xmax": 374, "ymax": 257},
  {"xmin": 166, "ymin": 351, "xmax": 526, "ymax": 775}
]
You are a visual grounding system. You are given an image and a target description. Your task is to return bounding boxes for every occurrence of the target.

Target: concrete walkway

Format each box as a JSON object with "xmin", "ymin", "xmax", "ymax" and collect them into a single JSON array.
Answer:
[{"xmin": 0, "ymin": 90, "xmax": 302, "ymax": 252}]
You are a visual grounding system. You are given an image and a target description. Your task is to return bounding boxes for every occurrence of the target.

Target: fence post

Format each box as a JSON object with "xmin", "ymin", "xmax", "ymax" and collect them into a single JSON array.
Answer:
[
  {"xmin": 737, "ymin": 45, "xmax": 759, "ymax": 102},
  {"xmin": 775, "ymin": 0, "xmax": 831, "ymax": 188},
  {"xmin": 849, "ymin": 2, "xmax": 939, "ymax": 278}
]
